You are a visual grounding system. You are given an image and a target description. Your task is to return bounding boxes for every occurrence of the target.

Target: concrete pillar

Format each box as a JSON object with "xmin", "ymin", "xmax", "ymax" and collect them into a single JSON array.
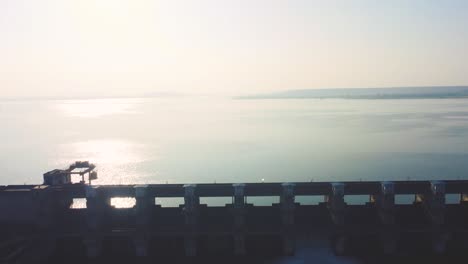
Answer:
[
  {"xmin": 33, "ymin": 186, "xmax": 55, "ymax": 230},
  {"xmin": 371, "ymin": 181, "xmax": 395, "ymax": 226},
  {"xmin": 430, "ymin": 181, "xmax": 446, "ymax": 224},
  {"xmin": 134, "ymin": 185, "xmax": 152, "ymax": 230},
  {"xmin": 416, "ymin": 181, "xmax": 446, "ymax": 226},
  {"xmin": 415, "ymin": 181, "xmax": 447, "ymax": 253},
  {"xmin": 371, "ymin": 182, "xmax": 397, "ymax": 254},
  {"xmin": 183, "ymin": 184, "xmax": 199, "ymax": 257},
  {"xmin": 183, "ymin": 184, "xmax": 199, "ymax": 226},
  {"xmin": 432, "ymin": 232, "xmax": 450, "ymax": 254},
  {"xmin": 184, "ymin": 235, "xmax": 197, "ymax": 257},
  {"xmin": 331, "ymin": 234, "xmax": 349, "ymax": 256},
  {"xmin": 326, "ymin": 183, "xmax": 345, "ymax": 226},
  {"xmin": 233, "ymin": 183, "xmax": 246, "ymax": 229},
  {"xmin": 134, "ymin": 185, "xmax": 150, "ymax": 257},
  {"xmin": 83, "ymin": 237, "xmax": 102, "ymax": 258},
  {"xmin": 380, "ymin": 230, "xmax": 397, "ymax": 255},
  {"xmin": 232, "ymin": 183, "xmax": 246, "ymax": 256},
  {"xmin": 85, "ymin": 185, "xmax": 110, "ymax": 232},
  {"xmin": 84, "ymin": 186, "xmax": 109, "ymax": 258},
  {"xmin": 86, "ymin": 185, "xmax": 99, "ymax": 230},
  {"xmin": 281, "ymin": 183, "xmax": 295, "ymax": 226},
  {"xmin": 281, "ymin": 183, "xmax": 295, "ymax": 255},
  {"xmin": 233, "ymin": 233, "xmax": 246, "ymax": 256},
  {"xmin": 430, "ymin": 181, "xmax": 447, "ymax": 253},
  {"xmin": 134, "ymin": 236, "xmax": 148, "ymax": 257}
]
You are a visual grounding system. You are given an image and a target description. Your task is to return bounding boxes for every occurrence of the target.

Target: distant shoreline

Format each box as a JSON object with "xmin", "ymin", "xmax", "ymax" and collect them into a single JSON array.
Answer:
[
  {"xmin": 237, "ymin": 95, "xmax": 468, "ymax": 100},
  {"xmin": 236, "ymin": 86, "xmax": 468, "ymax": 100},
  {"xmin": 2, "ymin": 86, "xmax": 468, "ymax": 101}
]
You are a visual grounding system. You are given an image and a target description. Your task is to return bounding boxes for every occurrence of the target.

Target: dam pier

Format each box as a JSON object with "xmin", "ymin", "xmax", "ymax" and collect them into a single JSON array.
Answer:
[{"xmin": 1, "ymin": 162, "xmax": 468, "ymax": 262}]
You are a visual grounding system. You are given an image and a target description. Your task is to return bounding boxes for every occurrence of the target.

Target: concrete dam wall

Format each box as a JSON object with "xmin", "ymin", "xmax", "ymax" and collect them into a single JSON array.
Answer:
[{"xmin": 1, "ymin": 180, "xmax": 468, "ymax": 263}]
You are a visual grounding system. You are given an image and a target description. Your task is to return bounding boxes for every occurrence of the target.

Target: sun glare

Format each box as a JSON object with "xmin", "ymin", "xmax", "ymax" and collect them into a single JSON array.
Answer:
[{"xmin": 53, "ymin": 139, "xmax": 151, "ymax": 185}]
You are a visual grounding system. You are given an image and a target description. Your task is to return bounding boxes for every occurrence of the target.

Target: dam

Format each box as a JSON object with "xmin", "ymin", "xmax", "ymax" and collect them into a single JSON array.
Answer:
[{"xmin": 1, "ymin": 162, "xmax": 468, "ymax": 263}]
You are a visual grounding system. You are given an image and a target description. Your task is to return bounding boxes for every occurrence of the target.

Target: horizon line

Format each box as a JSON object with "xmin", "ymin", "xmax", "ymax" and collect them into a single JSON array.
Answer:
[{"xmin": 2, "ymin": 85, "xmax": 468, "ymax": 101}]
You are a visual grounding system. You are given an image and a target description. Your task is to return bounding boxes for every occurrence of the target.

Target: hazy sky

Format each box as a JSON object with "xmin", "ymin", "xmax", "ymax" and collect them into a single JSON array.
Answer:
[{"xmin": 1, "ymin": 0, "xmax": 468, "ymax": 98}]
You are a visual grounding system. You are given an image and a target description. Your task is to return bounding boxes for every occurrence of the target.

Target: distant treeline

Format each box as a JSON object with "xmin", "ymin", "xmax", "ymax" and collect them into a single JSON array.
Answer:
[{"xmin": 237, "ymin": 86, "xmax": 468, "ymax": 100}]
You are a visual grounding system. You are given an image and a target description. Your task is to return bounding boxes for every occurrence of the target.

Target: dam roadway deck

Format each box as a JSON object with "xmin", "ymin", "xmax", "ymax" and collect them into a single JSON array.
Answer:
[{"xmin": 1, "ymin": 180, "xmax": 468, "ymax": 263}]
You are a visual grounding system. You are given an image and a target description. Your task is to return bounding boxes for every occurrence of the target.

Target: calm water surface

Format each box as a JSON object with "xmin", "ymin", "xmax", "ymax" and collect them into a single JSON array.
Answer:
[{"xmin": 1, "ymin": 97, "xmax": 467, "ymax": 186}]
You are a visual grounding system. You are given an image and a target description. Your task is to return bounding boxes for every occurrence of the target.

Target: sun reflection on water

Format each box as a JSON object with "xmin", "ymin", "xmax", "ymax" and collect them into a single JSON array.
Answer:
[
  {"xmin": 54, "ymin": 139, "xmax": 153, "ymax": 185},
  {"xmin": 111, "ymin": 197, "xmax": 136, "ymax": 208},
  {"xmin": 70, "ymin": 197, "xmax": 138, "ymax": 209}
]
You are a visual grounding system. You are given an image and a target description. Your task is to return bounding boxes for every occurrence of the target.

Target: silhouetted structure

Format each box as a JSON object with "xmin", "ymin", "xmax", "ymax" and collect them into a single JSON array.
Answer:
[{"xmin": 1, "ymin": 162, "xmax": 468, "ymax": 263}]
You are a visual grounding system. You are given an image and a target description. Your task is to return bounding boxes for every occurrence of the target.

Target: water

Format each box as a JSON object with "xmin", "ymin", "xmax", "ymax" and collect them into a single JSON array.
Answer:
[
  {"xmin": 1, "ymin": 97, "xmax": 468, "ymax": 185},
  {"xmin": 1, "ymin": 96, "xmax": 467, "ymax": 262}
]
